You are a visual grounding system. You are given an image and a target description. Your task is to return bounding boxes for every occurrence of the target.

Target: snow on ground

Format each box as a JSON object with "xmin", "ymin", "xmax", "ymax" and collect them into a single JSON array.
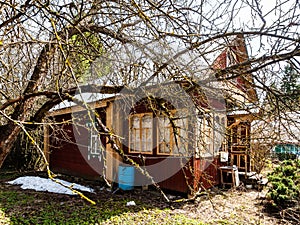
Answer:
[{"xmin": 7, "ymin": 176, "xmax": 94, "ymax": 195}]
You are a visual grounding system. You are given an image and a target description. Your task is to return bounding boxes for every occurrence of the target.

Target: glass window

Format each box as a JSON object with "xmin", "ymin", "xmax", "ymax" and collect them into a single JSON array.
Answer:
[
  {"xmin": 196, "ymin": 113, "xmax": 213, "ymax": 158},
  {"xmin": 157, "ymin": 116, "xmax": 172, "ymax": 154},
  {"xmin": 173, "ymin": 111, "xmax": 188, "ymax": 155},
  {"xmin": 157, "ymin": 111, "xmax": 188, "ymax": 155},
  {"xmin": 213, "ymin": 115, "xmax": 227, "ymax": 154},
  {"xmin": 90, "ymin": 134, "xmax": 101, "ymax": 155},
  {"xmin": 129, "ymin": 114, "xmax": 153, "ymax": 153}
]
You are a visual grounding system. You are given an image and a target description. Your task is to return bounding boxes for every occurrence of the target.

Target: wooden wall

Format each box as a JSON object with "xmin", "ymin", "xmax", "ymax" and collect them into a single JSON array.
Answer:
[{"xmin": 48, "ymin": 110, "xmax": 107, "ymax": 180}]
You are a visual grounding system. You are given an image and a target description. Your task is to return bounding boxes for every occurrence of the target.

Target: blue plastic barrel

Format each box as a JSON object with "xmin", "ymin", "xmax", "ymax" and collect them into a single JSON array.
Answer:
[{"xmin": 118, "ymin": 165, "xmax": 135, "ymax": 190}]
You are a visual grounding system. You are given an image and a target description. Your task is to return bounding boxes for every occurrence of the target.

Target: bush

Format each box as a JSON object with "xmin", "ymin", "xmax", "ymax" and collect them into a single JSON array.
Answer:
[
  {"xmin": 276, "ymin": 152, "xmax": 297, "ymax": 161},
  {"xmin": 267, "ymin": 159, "xmax": 300, "ymax": 207}
]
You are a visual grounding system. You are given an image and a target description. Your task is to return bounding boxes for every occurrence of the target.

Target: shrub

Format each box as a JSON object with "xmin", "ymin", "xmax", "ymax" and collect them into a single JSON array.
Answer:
[
  {"xmin": 266, "ymin": 159, "xmax": 300, "ymax": 206},
  {"xmin": 276, "ymin": 152, "xmax": 297, "ymax": 161}
]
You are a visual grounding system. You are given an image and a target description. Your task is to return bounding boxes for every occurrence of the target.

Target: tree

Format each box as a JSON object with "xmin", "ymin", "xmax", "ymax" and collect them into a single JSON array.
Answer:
[
  {"xmin": 280, "ymin": 62, "xmax": 300, "ymax": 108},
  {"xmin": 281, "ymin": 63, "xmax": 300, "ymax": 94},
  {"xmin": 0, "ymin": 0, "xmax": 299, "ymax": 181}
]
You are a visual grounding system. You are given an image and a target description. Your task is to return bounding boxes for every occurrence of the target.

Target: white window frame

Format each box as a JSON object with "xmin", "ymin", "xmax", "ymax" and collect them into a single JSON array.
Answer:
[{"xmin": 87, "ymin": 122, "xmax": 102, "ymax": 161}]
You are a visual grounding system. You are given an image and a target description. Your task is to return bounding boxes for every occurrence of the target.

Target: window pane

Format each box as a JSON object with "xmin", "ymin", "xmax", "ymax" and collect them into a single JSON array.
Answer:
[
  {"xmin": 141, "ymin": 128, "xmax": 152, "ymax": 152},
  {"xmin": 132, "ymin": 117, "xmax": 140, "ymax": 128},
  {"xmin": 158, "ymin": 116, "xmax": 171, "ymax": 153},
  {"xmin": 130, "ymin": 114, "xmax": 153, "ymax": 153},
  {"xmin": 142, "ymin": 115, "xmax": 152, "ymax": 128},
  {"xmin": 90, "ymin": 130, "xmax": 101, "ymax": 155},
  {"xmin": 130, "ymin": 128, "xmax": 138, "ymax": 151},
  {"xmin": 178, "ymin": 116, "xmax": 188, "ymax": 154}
]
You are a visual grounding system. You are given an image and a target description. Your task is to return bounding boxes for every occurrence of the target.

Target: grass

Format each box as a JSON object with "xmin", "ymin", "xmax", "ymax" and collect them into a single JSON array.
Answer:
[
  {"xmin": 0, "ymin": 171, "xmax": 289, "ymax": 225},
  {"xmin": 0, "ymin": 190, "xmax": 202, "ymax": 225},
  {"xmin": 104, "ymin": 208, "xmax": 205, "ymax": 225},
  {"xmin": 0, "ymin": 172, "xmax": 202, "ymax": 225}
]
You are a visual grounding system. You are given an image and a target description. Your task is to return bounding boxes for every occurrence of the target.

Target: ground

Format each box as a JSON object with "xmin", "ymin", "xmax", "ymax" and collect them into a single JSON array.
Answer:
[{"xmin": 0, "ymin": 171, "xmax": 297, "ymax": 225}]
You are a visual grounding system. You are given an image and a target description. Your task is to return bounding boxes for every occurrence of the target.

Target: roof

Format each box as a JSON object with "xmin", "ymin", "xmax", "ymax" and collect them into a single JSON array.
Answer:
[{"xmin": 50, "ymin": 93, "xmax": 118, "ymax": 114}]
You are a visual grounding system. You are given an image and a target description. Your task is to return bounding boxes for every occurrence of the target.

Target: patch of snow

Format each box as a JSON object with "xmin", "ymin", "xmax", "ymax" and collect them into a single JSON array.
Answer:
[
  {"xmin": 7, "ymin": 176, "xmax": 94, "ymax": 195},
  {"xmin": 126, "ymin": 201, "xmax": 136, "ymax": 206},
  {"xmin": 51, "ymin": 93, "xmax": 117, "ymax": 111}
]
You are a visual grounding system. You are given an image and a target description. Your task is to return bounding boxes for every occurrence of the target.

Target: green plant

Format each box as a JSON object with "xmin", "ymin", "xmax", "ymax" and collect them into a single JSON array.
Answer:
[{"xmin": 266, "ymin": 159, "xmax": 300, "ymax": 206}]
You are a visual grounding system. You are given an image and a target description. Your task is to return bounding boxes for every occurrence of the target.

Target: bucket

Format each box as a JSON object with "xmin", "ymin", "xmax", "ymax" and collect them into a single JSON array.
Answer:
[{"xmin": 118, "ymin": 165, "xmax": 135, "ymax": 190}]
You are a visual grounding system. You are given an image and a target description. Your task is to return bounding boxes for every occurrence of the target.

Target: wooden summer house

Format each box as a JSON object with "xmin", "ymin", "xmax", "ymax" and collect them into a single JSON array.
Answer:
[{"xmin": 44, "ymin": 35, "xmax": 258, "ymax": 194}]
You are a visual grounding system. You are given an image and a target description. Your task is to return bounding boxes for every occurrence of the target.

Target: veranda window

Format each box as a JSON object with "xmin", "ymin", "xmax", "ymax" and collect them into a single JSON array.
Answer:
[
  {"xmin": 129, "ymin": 113, "xmax": 153, "ymax": 153},
  {"xmin": 214, "ymin": 115, "xmax": 227, "ymax": 154},
  {"xmin": 157, "ymin": 111, "xmax": 188, "ymax": 155},
  {"xmin": 196, "ymin": 113, "xmax": 227, "ymax": 158},
  {"xmin": 196, "ymin": 114, "xmax": 213, "ymax": 158}
]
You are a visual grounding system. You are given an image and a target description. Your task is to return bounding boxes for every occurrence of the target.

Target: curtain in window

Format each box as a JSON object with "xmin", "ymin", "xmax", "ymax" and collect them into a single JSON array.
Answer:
[{"xmin": 129, "ymin": 114, "xmax": 153, "ymax": 153}]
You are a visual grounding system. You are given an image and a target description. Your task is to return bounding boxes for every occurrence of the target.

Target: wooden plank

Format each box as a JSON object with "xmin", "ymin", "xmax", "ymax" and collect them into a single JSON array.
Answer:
[
  {"xmin": 43, "ymin": 124, "xmax": 50, "ymax": 165},
  {"xmin": 49, "ymin": 101, "xmax": 109, "ymax": 116},
  {"xmin": 105, "ymin": 102, "xmax": 122, "ymax": 183}
]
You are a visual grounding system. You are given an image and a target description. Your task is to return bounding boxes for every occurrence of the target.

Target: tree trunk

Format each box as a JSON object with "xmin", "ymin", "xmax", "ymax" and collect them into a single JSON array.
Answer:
[
  {"xmin": 0, "ymin": 122, "xmax": 20, "ymax": 167},
  {"xmin": 0, "ymin": 124, "xmax": 22, "ymax": 168},
  {"xmin": 0, "ymin": 97, "xmax": 38, "ymax": 168}
]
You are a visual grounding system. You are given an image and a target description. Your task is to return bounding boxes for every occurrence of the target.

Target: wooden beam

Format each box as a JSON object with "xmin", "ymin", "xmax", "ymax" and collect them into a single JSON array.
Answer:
[
  {"xmin": 48, "ymin": 99, "xmax": 111, "ymax": 116},
  {"xmin": 43, "ymin": 124, "xmax": 50, "ymax": 166}
]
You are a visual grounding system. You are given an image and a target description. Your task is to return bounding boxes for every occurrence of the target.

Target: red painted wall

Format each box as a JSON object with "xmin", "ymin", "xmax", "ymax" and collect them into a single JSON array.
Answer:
[{"xmin": 49, "ymin": 111, "xmax": 106, "ymax": 180}]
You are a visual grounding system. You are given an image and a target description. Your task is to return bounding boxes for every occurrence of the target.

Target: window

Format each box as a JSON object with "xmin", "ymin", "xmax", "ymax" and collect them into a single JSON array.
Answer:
[
  {"xmin": 226, "ymin": 49, "xmax": 238, "ymax": 67},
  {"xmin": 157, "ymin": 116, "xmax": 172, "ymax": 154},
  {"xmin": 231, "ymin": 124, "xmax": 249, "ymax": 145},
  {"xmin": 203, "ymin": 115, "xmax": 213, "ymax": 157},
  {"xmin": 237, "ymin": 125, "xmax": 248, "ymax": 145},
  {"xmin": 196, "ymin": 113, "xmax": 227, "ymax": 158},
  {"xmin": 214, "ymin": 115, "xmax": 227, "ymax": 154},
  {"xmin": 129, "ymin": 113, "xmax": 153, "ymax": 153},
  {"xmin": 230, "ymin": 123, "xmax": 249, "ymax": 153},
  {"xmin": 196, "ymin": 114, "xmax": 212, "ymax": 158},
  {"xmin": 157, "ymin": 111, "xmax": 188, "ymax": 155}
]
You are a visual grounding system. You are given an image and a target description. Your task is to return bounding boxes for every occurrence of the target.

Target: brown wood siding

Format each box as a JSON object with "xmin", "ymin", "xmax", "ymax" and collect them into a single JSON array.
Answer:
[
  {"xmin": 127, "ymin": 156, "xmax": 193, "ymax": 193},
  {"xmin": 193, "ymin": 157, "xmax": 222, "ymax": 190},
  {"xmin": 125, "ymin": 155, "xmax": 222, "ymax": 193}
]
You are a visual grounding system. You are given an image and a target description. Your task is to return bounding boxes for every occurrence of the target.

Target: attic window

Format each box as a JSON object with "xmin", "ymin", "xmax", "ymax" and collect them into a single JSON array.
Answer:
[
  {"xmin": 90, "ymin": 134, "xmax": 101, "ymax": 155},
  {"xmin": 129, "ymin": 113, "xmax": 153, "ymax": 153}
]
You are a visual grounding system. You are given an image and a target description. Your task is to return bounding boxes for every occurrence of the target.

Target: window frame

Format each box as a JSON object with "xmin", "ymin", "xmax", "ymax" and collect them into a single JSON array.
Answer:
[
  {"xmin": 196, "ymin": 112, "xmax": 227, "ymax": 158},
  {"xmin": 156, "ymin": 110, "xmax": 189, "ymax": 156},
  {"xmin": 128, "ymin": 113, "xmax": 153, "ymax": 154}
]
